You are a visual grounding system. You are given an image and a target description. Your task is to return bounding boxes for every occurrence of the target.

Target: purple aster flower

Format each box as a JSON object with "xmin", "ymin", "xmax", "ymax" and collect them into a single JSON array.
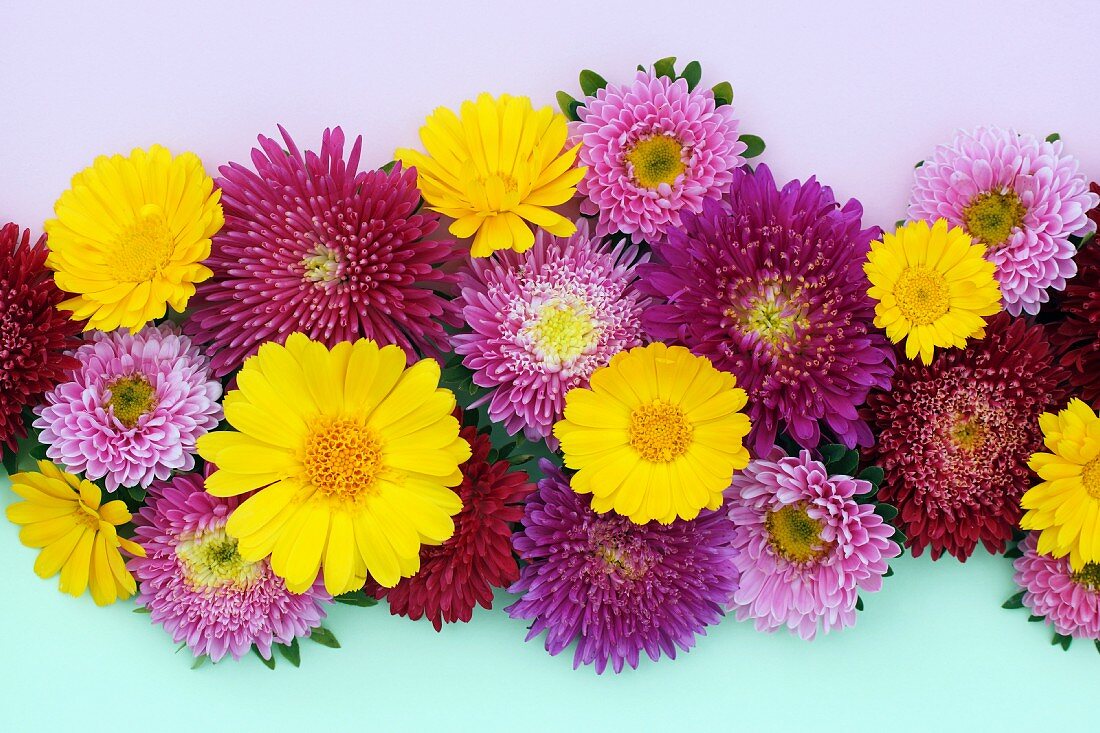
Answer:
[
  {"xmin": 570, "ymin": 70, "xmax": 745, "ymax": 245},
  {"xmin": 33, "ymin": 324, "xmax": 221, "ymax": 492},
  {"xmin": 129, "ymin": 472, "xmax": 331, "ymax": 661},
  {"xmin": 908, "ymin": 126, "xmax": 1098, "ymax": 316},
  {"xmin": 727, "ymin": 449, "xmax": 900, "ymax": 640},
  {"xmin": 640, "ymin": 164, "xmax": 894, "ymax": 455},
  {"xmin": 453, "ymin": 220, "xmax": 648, "ymax": 442},
  {"xmin": 506, "ymin": 459, "xmax": 739, "ymax": 674},
  {"xmin": 1013, "ymin": 532, "xmax": 1100, "ymax": 641}
]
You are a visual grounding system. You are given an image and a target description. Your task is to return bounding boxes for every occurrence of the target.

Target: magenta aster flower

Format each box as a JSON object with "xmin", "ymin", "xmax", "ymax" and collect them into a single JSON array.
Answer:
[
  {"xmin": 453, "ymin": 220, "xmax": 648, "ymax": 441},
  {"xmin": 640, "ymin": 165, "xmax": 894, "ymax": 455},
  {"xmin": 570, "ymin": 70, "xmax": 745, "ymax": 245},
  {"xmin": 130, "ymin": 472, "xmax": 331, "ymax": 661},
  {"xmin": 1012, "ymin": 532, "xmax": 1100, "ymax": 641},
  {"xmin": 507, "ymin": 459, "xmax": 739, "ymax": 674},
  {"xmin": 726, "ymin": 449, "xmax": 900, "ymax": 640},
  {"xmin": 33, "ymin": 324, "xmax": 221, "ymax": 491},
  {"xmin": 186, "ymin": 126, "xmax": 462, "ymax": 377},
  {"xmin": 908, "ymin": 126, "xmax": 1098, "ymax": 316}
]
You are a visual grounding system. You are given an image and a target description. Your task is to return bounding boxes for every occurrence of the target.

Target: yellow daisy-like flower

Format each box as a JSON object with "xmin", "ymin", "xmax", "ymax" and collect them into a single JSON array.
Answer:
[
  {"xmin": 5, "ymin": 460, "xmax": 145, "ymax": 606},
  {"xmin": 553, "ymin": 342, "xmax": 752, "ymax": 525},
  {"xmin": 45, "ymin": 145, "xmax": 224, "ymax": 333},
  {"xmin": 1021, "ymin": 398, "xmax": 1100, "ymax": 569},
  {"xmin": 864, "ymin": 218, "xmax": 1001, "ymax": 364},
  {"xmin": 196, "ymin": 333, "xmax": 471, "ymax": 596},
  {"xmin": 395, "ymin": 93, "xmax": 585, "ymax": 257}
]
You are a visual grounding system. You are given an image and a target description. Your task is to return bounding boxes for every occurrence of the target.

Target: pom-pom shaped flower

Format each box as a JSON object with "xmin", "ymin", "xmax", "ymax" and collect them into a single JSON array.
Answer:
[
  {"xmin": 571, "ymin": 70, "xmax": 744, "ymax": 245},
  {"xmin": 908, "ymin": 126, "xmax": 1098, "ymax": 315},
  {"xmin": 129, "ymin": 472, "xmax": 331, "ymax": 662},
  {"xmin": 369, "ymin": 425, "xmax": 533, "ymax": 630},
  {"xmin": 506, "ymin": 459, "xmax": 738, "ymax": 674},
  {"xmin": 1021, "ymin": 398, "xmax": 1100, "ymax": 570},
  {"xmin": 865, "ymin": 314, "xmax": 1068, "ymax": 560},
  {"xmin": 5, "ymin": 460, "xmax": 145, "ymax": 605},
  {"xmin": 0, "ymin": 223, "xmax": 83, "ymax": 452},
  {"xmin": 44, "ymin": 145, "xmax": 223, "ymax": 332},
  {"xmin": 726, "ymin": 449, "xmax": 899, "ymax": 639},
  {"xmin": 865, "ymin": 219, "xmax": 1001, "ymax": 364},
  {"xmin": 454, "ymin": 220, "xmax": 648, "ymax": 442},
  {"xmin": 1052, "ymin": 231, "xmax": 1100, "ymax": 408},
  {"xmin": 187, "ymin": 127, "xmax": 462, "ymax": 377},
  {"xmin": 1012, "ymin": 532, "xmax": 1100, "ymax": 641},
  {"xmin": 554, "ymin": 342, "xmax": 751, "ymax": 525},
  {"xmin": 395, "ymin": 94, "xmax": 584, "ymax": 257},
  {"xmin": 641, "ymin": 165, "xmax": 893, "ymax": 454},
  {"xmin": 33, "ymin": 324, "xmax": 222, "ymax": 492},
  {"xmin": 197, "ymin": 334, "xmax": 471, "ymax": 596}
]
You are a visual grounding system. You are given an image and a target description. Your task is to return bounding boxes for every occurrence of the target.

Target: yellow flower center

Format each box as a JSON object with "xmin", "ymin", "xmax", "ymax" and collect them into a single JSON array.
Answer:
[
  {"xmin": 177, "ymin": 528, "xmax": 263, "ymax": 590},
  {"xmin": 598, "ymin": 544, "xmax": 646, "ymax": 580},
  {"xmin": 894, "ymin": 265, "xmax": 951, "ymax": 325},
  {"xmin": 963, "ymin": 190, "xmax": 1025, "ymax": 247},
  {"xmin": 1072, "ymin": 562, "xmax": 1100, "ymax": 591},
  {"xmin": 1083, "ymin": 458, "xmax": 1100, "ymax": 500},
  {"xmin": 950, "ymin": 415, "xmax": 986, "ymax": 452},
  {"xmin": 105, "ymin": 374, "xmax": 157, "ymax": 428},
  {"xmin": 625, "ymin": 134, "xmax": 686, "ymax": 189},
  {"xmin": 303, "ymin": 418, "xmax": 385, "ymax": 500},
  {"xmin": 524, "ymin": 296, "xmax": 597, "ymax": 367},
  {"xmin": 73, "ymin": 503, "xmax": 101, "ymax": 531},
  {"xmin": 302, "ymin": 244, "xmax": 343, "ymax": 284},
  {"xmin": 765, "ymin": 505, "xmax": 830, "ymax": 564},
  {"xmin": 628, "ymin": 401, "xmax": 693, "ymax": 463},
  {"xmin": 106, "ymin": 204, "xmax": 176, "ymax": 282}
]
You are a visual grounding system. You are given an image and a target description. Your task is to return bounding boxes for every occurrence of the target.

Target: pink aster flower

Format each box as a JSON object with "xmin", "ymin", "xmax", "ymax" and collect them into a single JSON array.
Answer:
[
  {"xmin": 570, "ymin": 70, "xmax": 745, "ymax": 245},
  {"xmin": 130, "ymin": 472, "xmax": 331, "ymax": 661},
  {"xmin": 908, "ymin": 126, "xmax": 1099, "ymax": 315},
  {"xmin": 33, "ymin": 324, "xmax": 221, "ymax": 492},
  {"xmin": 1013, "ymin": 532, "xmax": 1100, "ymax": 641},
  {"xmin": 453, "ymin": 220, "xmax": 648, "ymax": 442},
  {"xmin": 726, "ymin": 449, "xmax": 900, "ymax": 640}
]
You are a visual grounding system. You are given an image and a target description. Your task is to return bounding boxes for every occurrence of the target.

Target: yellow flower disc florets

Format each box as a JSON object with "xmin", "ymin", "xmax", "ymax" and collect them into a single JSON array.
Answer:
[
  {"xmin": 765, "ymin": 505, "xmax": 830, "ymax": 564},
  {"xmin": 962, "ymin": 190, "xmax": 1025, "ymax": 247},
  {"xmin": 105, "ymin": 374, "xmax": 157, "ymax": 428},
  {"xmin": 303, "ymin": 418, "xmax": 386, "ymax": 501},
  {"xmin": 628, "ymin": 401, "xmax": 694, "ymax": 463},
  {"xmin": 626, "ymin": 134, "xmax": 686, "ymax": 189},
  {"xmin": 177, "ymin": 528, "xmax": 262, "ymax": 591}
]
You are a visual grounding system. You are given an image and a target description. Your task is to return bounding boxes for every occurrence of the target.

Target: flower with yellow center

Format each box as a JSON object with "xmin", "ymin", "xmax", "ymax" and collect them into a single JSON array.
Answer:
[
  {"xmin": 553, "ymin": 342, "xmax": 752, "ymax": 525},
  {"xmin": 5, "ymin": 460, "xmax": 145, "ymax": 605},
  {"xmin": 196, "ymin": 333, "xmax": 471, "ymax": 595},
  {"xmin": 625, "ymin": 134, "xmax": 686, "ymax": 189},
  {"xmin": 44, "ymin": 145, "xmax": 223, "ymax": 333},
  {"xmin": 765, "ymin": 504, "xmax": 831, "ymax": 564},
  {"xmin": 395, "ymin": 93, "xmax": 586, "ymax": 257},
  {"xmin": 1021, "ymin": 398, "xmax": 1100, "ymax": 570},
  {"xmin": 864, "ymin": 218, "xmax": 1001, "ymax": 364}
]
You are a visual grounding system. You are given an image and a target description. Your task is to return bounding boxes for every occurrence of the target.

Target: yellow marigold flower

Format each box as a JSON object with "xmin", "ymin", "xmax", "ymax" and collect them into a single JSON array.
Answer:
[
  {"xmin": 1021, "ymin": 398, "xmax": 1100, "ymax": 569},
  {"xmin": 395, "ymin": 93, "xmax": 585, "ymax": 257},
  {"xmin": 5, "ymin": 460, "xmax": 145, "ymax": 606},
  {"xmin": 197, "ymin": 333, "xmax": 471, "ymax": 595},
  {"xmin": 553, "ymin": 342, "xmax": 752, "ymax": 525},
  {"xmin": 864, "ymin": 218, "xmax": 1001, "ymax": 364},
  {"xmin": 45, "ymin": 145, "xmax": 223, "ymax": 333}
]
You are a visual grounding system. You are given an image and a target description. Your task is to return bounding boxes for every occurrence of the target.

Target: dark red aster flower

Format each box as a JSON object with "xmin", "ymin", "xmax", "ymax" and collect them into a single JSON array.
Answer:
[
  {"xmin": 865, "ymin": 314, "xmax": 1070, "ymax": 560},
  {"xmin": 0, "ymin": 224, "xmax": 82, "ymax": 452},
  {"xmin": 369, "ymin": 425, "xmax": 533, "ymax": 630},
  {"xmin": 1052, "ymin": 188, "xmax": 1100, "ymax": 408}
]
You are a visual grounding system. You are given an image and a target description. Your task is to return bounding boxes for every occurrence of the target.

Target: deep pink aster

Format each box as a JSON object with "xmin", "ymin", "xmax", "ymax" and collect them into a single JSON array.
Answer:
[
  {"xmin": 186, "ymin": 126, "xmax": 462, "ymax": 377},
  {"xmin": 507, "ymin": 459, "xmax": 739, "ymax": 674},
  {"xmin": 1013, "ymin": 532, "xmax": 1100, "ymax": 641},
  {"xmin": 130, "ymin": 471, "xmax": 331, "ymax": 661},
  {"xmin": 726, "ymin": 449, "xmax": 899, "ymax": 640},
  {"xmin": 453, "ymin": 220, "xmax": 648, "ymax": 442},
  {"xmin": 640, "ymin": 164, "xmax": 894, "ymax": 455},
  {"xmin": 33, "ymin": 324, "xmax": 221, "ymax": 491},
  {"xmin": 570, "ymin": 70, "xmax": 745, "ymax": 245},
  {"xmin": 908, "ymin": 126, "xmax": 1098, "ymax": 316}
]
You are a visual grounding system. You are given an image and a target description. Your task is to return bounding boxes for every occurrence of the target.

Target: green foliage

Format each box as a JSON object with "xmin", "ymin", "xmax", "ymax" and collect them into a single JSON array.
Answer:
[
  {"xmin": 309, "ymin": 626, "xmax": 341, "ymax": 649},
  {"xmin": 711, "ymin": 81, "xmax": 734, "ymax": 107},
  {"xmin": 1045, "ymin": 132, "xmax": 1061, "ymax": 143},
  {"xmin": 277, "ymin": 638, "xmax": 301, "ymax": 667},
  {"xmin": 679, "ymin": 60, "xmax": 702, "ymax": 91},
  {"xmin": 738, "ymin": 134, "xmax": 766, "ymax": 159},
  {"xmin": 334, "ymin": 591, "xmax": 378, "ymax": 608},
  {"xmin": 556, "ymin": 91, "xmax": 582, "ymax": 121},
  {"xmin": 254, "ymin": 647, "xmax": 276, "ymax": 670},
  {"xmin": 652, "ymin": 56, "xmax": 677, "ymax": 80},
  {"xmin": 1002, "ymin": 591, "xmax": 1025, "ymax": 610},
  {"xmin": 578, "ymin": 69, "xmax": 608, "ymax": 97},
  {"xmin": 1052, "ymin": 632, "xmax": 1072, "ymax": 651}
]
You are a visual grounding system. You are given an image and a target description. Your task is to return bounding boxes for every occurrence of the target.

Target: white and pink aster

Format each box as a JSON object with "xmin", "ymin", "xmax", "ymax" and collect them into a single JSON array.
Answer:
[{"xmin": 1013, "ymin": 532, "xmax": 1100, "ymax": 641}]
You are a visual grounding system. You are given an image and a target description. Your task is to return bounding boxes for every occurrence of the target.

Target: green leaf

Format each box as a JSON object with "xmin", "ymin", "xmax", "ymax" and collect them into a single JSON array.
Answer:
[
  {"xmin": 578, "ymin": 69, "xmax": 608, "ymax": 98},
  {"xmin": 884, "ymin": 566, "xmax": 893, "ymax": 578},
  {"xmin": 857, "ymin": 466, "xmax": 884, "ymax": 488},
  {"xmin": 277, "ymin": 638, "xmax": 301, "ymax": 667},
  {"xmin": 914, "ymin": 160, "xmax": 925, "ymax": 168},
  {"xmin": 380, "ymin": 160, "xmax": 397, "ymax": 174},
  {"xmin": 892, "ymin": 527, "xmax": 908, "ymax": 546},
  {"xmin": 653, "ymin": 56, "xmax": 677, "ymax": 79},
  {"xmin": 1002, "ymin": 591, "xmax": 1026, "ymax": 609},
  {"xmin": 1045, "ymin": 132, "xmax": 1061, "ymax": 143},
  {"xmin": 1028, "ymin": 615, "xmax": 1044, "ymax": 623},
  {"xmin": 738, "ymin": 134, "xmax": 766, "ymax": 159},
  {"xmin": 309, "ymin": 627, "xmax": 341, "ymax": 649},
  {"xmin": 711, "ymin": 81, "xmax": 733, "ymax": 106},
  {"xmin": 1004, "ymin": 546, "xmax": 1023, "ymax": 559},
  {"xmin": 335, "ymin": 591, "xmax": 378, "ymax": 607},
  {"xmin": 509, "ymin": 454, "xmax": 535, "ymax": 466},
  {"xmin": 820, "ymin": 444, "xmax": 846, "ymax": 464},
  {"xmin": 636, "ymin": 64, "xmax": 646, "ymax": 73},
  {"xmin": 127, "ymin": 485, "xmax": 147, "ymax": 504},
  {"xmin": 132, "ymin": 605, "xmax": 151, "ymax": 614},
  {"xmin": 875, "ymin": 503, "xmax": 899, "ymax": 522},
  {"xmin": 855, "ymin": 596, "xmax": 864, "ymax": 612},
  {"xmin": 191, "ymin": 655, "xmax": 208, "ymax": 670},
  {"xmin": 831, "ymin": 451, "xmax": 859, "ymax": 477},
  {"xmin": 254, "ymin": 647, "xmax": 276, "ymax": 670},
  {"xmin": 1053, "ymin": 632, "xmax": 1072, "ymax": 651},
  {"xmin": 1095, "ymin": 639, "xmax": 1100, "ymax": 655},
  {"xmin": 679, "ymin": 60, "xmax": 702, "ymax": 91},
  {"xmin": 556, "ymin": 91, "xmax": 580, "ymax": 121},
  {"xmin": 895, "ymin": 219, "xmax": 906, "ymax": 230}
]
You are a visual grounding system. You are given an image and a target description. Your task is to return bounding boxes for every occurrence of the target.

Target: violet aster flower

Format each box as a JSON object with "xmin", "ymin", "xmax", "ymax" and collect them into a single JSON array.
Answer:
[
  {"xmin": 453, "ymin": 220, "xmax": 648, "ymax": 442},
  {"xmin": 129, "ymin": 472, "xmax": 331, "ymax": 661},
  {"xmin": 1013, "ymin": 532, "xmax": 1100, "ymax": 641},
  {"xmin": 506, "ymin": 459, "xmax": 739, "ymax": 674},
  {"xmin": 570, "ymin": 70, "xmax": 745, "ymax": 245},
  {"xmin": 640, "ymin": 164, "xmax": 894, "ymax": 455},
  {"xmin": 33, "ymin": 324, "xmax": 221, "ymax": 491},
  {"xmin": 908, "ymin": 126, "xmax": 1098, "ymax": 316},
  {"xmin": 726, "ymin": 449, "xmax": 900, "ymax": 640}
]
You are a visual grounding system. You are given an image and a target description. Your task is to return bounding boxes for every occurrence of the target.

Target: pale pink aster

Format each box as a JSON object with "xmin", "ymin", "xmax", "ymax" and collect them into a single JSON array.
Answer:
[
  {"xmin": 908, "ymin": 126, "xmax": 1099, "ymax": 315},
  {"xmin": 130, "ymin": 472, "xmax": 331, "ymax": 661},
  {"xmin": 33, "ymin": 324, "xmax": 221, "ymax": 492},
  {"xmin": 570, "ymin": 70, "xmax": 746, "ymax": 245},
  {"xmin": 727, "ymin": 449, "xmax": 900, "ymax": 640},
  {"xmin": 1013, "ymin": 532, "xmax": 1100, "ymax": 641}
]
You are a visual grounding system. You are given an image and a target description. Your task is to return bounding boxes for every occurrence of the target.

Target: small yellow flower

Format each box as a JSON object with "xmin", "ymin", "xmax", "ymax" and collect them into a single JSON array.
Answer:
[
  {"xmin": 864, "ymin": 218, "xmax": 1001, "ymax": 364},
  {"xmin": 1021, "ymin": 398, "xmax": 1100, "ymax": 569},
  {"xmin": 396, "ymin": 93, "xmax": 585, "ymax": 257},
  {"xmin": 5, "ymin": 460, "xmax": 145, "ymax": 605}
]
